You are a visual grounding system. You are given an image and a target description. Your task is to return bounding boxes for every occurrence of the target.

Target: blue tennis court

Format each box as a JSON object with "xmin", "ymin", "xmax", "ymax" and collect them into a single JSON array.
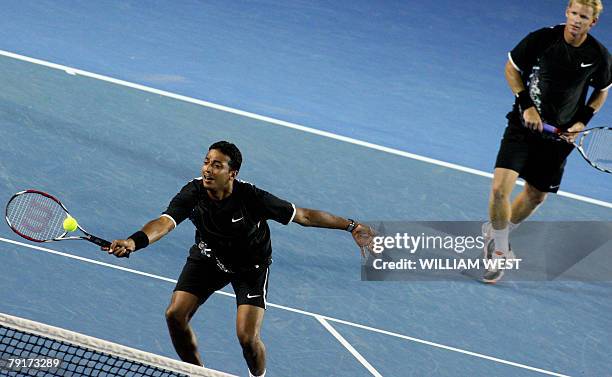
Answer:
[{"xmin": 1, "ymin": 1, "xmax": 611, "ymax": 376}]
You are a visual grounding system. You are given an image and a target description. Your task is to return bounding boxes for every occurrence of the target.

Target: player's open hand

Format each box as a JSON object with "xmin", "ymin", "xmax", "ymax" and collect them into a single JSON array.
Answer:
[
  {"xmin": 351, "ymin": 223, "xmax": 376, "ymax": 258},
  {"xmin": 105, "ymin": 239, "xmax": 135, "ymax": 258},
  {"xmin": 562, "ymin": 122, "xmax": 585, "ymax": 143}
]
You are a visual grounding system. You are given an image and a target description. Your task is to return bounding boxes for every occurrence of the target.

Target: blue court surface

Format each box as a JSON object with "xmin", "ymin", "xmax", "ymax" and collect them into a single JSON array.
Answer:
[{"xmin": 1, "ymin": 1, "xmax": 611, "ymax": 376}]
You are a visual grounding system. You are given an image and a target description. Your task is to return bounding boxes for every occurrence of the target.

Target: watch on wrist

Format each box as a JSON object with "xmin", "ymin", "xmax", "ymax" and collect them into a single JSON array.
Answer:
[{"xmin": 346, "ymin": 219, "xmax": 357, "ymax": 232}]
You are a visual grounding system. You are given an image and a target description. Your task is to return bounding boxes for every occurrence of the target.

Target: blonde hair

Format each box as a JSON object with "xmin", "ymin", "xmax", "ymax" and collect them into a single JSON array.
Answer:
[{"xmin": 568, "ymin": 0, "xmax": 604, "ymax": 18}]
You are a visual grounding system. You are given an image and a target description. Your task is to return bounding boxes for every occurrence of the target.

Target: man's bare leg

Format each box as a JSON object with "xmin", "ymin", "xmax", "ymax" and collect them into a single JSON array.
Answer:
[
  {"xmin": 236, "ymin": 304, "xmax": 266, "ymax": 376},
  {"xmin": 165, "ymin": 291, "xmax": 204, "ymax": 366}
]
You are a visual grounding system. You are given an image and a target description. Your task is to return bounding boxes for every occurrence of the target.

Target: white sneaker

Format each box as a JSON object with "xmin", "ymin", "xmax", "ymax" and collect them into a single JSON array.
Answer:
[{"xmin": 482, "ymin": 247, "xmax": 516, "ymax": 284}]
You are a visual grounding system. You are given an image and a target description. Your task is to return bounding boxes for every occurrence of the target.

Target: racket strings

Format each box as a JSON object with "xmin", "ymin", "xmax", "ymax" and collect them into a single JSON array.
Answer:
[
  {"xmin": 6, "ymin": 193, "xmax": 67, "ymax": 241},
  {"xmin": 583, "ymin": 129, "xmax": 612, "ymax": 170}
]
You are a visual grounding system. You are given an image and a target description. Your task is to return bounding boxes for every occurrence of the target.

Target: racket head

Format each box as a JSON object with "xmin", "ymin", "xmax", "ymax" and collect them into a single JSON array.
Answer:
[
  {"xmin": 577, "ymin": 127, "xmax": 612, "ymax": 173},
  {"xmin": 542, "ymin": 125, "xmax": 612, "ymax": 173},
  {"xmin": 5, "ymin": 190, "xmax": 72, "ymax": 242}
]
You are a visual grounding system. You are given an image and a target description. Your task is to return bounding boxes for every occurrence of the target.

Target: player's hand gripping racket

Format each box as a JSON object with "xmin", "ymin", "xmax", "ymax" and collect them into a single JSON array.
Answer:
[
  {"xmin": 543, "ymin": 124, "xmax": 612, "ymax": 174},
  {"xmin": 5, "ymin": 190, "xmax": 112, "ymax": 248}
]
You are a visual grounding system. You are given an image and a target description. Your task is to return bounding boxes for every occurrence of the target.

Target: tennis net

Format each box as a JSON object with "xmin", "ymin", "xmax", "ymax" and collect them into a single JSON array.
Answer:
[{"xmin": 0, "ymin": 313, "xmax": 236, "ymax": 376}]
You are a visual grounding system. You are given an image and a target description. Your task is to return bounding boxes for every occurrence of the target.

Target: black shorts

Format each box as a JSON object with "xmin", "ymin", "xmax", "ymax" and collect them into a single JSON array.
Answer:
[
  {"xmin": 494, "ymin": 121, "xmax": 574, "ymax": 193},
  {"xmin": 174, "ymin": 256, "xmax": 270, "ymax": 309}
]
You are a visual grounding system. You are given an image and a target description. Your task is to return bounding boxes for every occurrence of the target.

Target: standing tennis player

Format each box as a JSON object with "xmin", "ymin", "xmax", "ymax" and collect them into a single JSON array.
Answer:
[
  {"xmin": 106, "ymin": 141, "xmax": 374, "ymax": 376},
  {"xmin": 483, "ymin": 0, "xmax": 611, "ymax": 283}
]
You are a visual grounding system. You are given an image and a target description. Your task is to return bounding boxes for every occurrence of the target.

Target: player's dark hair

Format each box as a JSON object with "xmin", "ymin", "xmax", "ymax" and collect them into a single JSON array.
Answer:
[{"xmin": 209, "ymin": 141, "xmax": 242, "ymax": 172}]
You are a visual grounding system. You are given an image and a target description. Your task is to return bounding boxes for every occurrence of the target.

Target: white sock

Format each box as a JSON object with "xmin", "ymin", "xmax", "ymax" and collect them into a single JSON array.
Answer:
[
  {"xmin": 249, "ymin": 369, "xmax": 265, "ymax": 377},
  {"xmin": 491, "ymin": 227, "xmax": 510, "ymax": 254},
  {"xmin": 485, "ymin": 221, "xmax": 520, "ymax": 236}
]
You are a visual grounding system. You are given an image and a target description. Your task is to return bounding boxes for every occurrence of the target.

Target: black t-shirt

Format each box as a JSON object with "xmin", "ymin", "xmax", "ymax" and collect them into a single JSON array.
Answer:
[
  {"xmin": 163, "ymin": 178, "xmax": 296, "ymax": 272},
  {"xmin": 508, "ymin": 24, "xmax": 611, "ymax": 129}
]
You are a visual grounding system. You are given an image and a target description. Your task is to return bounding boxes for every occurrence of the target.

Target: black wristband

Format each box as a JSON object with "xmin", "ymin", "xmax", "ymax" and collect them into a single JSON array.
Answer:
[
  {"xmin": 516, "ymin": 90, "xmax": 535, "ymax": 112},
  {"xmin": 128, "ymin": 231, "xmax": 149, "ymax": 251},
  {"xmin": 346, "ymin": 219, "xmax": 357, "ymax": 233},
  {"xmin": 576, "ymin": 105, "xmax": 595, "ymax": 126}
]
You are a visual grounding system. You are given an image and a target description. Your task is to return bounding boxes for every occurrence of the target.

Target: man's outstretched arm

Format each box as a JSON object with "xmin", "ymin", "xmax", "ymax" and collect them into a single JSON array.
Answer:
[
  {"xmin": 106, "ymin": 215, "xmax": 176, "ymax": 257},
  {"xmin": 292, "ymin": 207, "xmax": 375, "ymax": 255},
  {"xmin": 292, "ymin": 207, "xmax": 353, "ymax": 229}
]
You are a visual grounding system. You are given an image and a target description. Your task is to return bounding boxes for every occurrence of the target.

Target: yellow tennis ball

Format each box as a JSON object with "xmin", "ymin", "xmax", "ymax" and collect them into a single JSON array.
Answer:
[{"xmin": 63, "ymin": 216, "xmax": 78, "ymax": 232}]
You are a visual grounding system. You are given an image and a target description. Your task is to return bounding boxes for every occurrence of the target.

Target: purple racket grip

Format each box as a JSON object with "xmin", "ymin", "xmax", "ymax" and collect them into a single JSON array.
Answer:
[{"xmin": 542, "ymin": 123, "xmax": 559, "ymax": 134}]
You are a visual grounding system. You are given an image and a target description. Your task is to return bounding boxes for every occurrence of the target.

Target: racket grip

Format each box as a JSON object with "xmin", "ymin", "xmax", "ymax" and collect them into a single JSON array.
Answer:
[
  {"xmin": 87, "ymin": 235, "xmax": 111, "ymax": 248},
  {"xmin": 87, "ymin": 235, "xmax": 130, "ymax": 258},
  {"xmin": 542, "ymin": 123, "xmax": 559, "ymax": 133}
]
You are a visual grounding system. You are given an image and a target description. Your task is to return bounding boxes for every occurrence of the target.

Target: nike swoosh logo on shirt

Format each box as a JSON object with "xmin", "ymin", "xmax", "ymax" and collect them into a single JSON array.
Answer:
[
  {"xmin": 231, "ymin": 217, "xmax": 244, "ymax": 223},
  {"xmin": 246, "ymin": 294, "xmax": 261, "ymax": 299},
  {"xmin": 580, "ymin": 62, "xmax": 594, "ymax": 68}
]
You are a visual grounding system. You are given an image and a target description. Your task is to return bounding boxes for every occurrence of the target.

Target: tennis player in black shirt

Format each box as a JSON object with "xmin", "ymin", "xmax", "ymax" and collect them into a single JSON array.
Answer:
[
  {"xmin": 483, "ymin": 0, "xmax": 611, "ymax": 283},
  {"xmin": 106, "ymin": 141, "xmax": 374, "ymax": 377}
]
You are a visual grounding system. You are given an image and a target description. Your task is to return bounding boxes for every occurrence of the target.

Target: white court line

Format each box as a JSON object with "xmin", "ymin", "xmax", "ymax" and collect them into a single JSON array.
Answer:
[
  {"xmin": 0, "ymin": 49, "xmax": 610, "ymax": 210},
  {"xmin": 0, "ymin": 237, "xmax": 570, "ymax": 377},
  {"xmin": 315, "ymin": 316, "xmax": 383, "ymax": 377}
]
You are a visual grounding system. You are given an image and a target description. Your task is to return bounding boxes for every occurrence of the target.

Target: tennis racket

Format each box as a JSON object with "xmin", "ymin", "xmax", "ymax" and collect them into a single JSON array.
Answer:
[
  {"xmin": 5, "ymin": 190, "xmax": 111, "ymax": 248},
  {"xmin": 543, "ymin": 124, "xmax": 612, "ymax": 174}
]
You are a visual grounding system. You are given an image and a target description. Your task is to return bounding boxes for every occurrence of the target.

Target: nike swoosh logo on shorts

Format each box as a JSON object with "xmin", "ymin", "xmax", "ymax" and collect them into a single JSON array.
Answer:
[
  {"xmin": 232, "ymin": 217, "xmax": 244, "ymax": 223},
  {"xmin": 246, "ymin": 294, "xmax": 261, "ymax": 299},
  {"xmin": 580, "ymin": 62, "xmax": 593, "ymax": 67}
]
